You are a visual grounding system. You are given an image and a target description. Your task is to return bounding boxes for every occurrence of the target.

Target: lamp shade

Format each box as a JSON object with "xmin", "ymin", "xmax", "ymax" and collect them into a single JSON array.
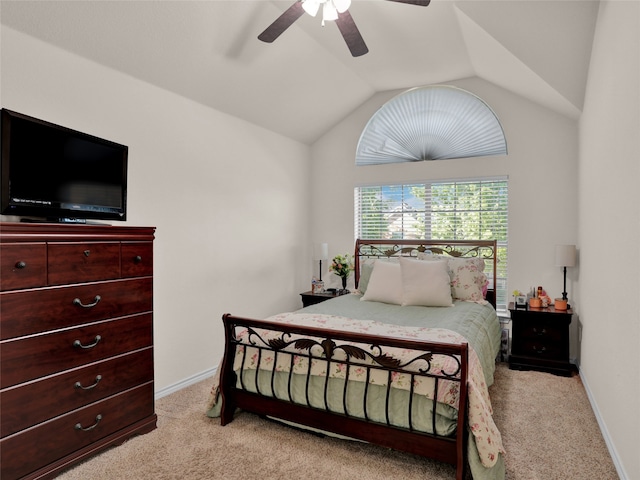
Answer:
[
  {"xmin": 313, "ymin": 243, "xmax": 329, "ymax": 261},
  {"xmin": 555, "ymin": 245, "xmax": 576, "ymax": 267}
]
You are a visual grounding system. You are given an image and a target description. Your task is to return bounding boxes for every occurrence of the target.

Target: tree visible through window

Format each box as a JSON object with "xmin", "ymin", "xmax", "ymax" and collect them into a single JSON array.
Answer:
[{"xmin": 354, "ymin": 178, "xmax": 508, "ymax": 310}]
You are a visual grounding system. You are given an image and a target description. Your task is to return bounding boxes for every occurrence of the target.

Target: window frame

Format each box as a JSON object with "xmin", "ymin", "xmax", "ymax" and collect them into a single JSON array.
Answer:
[{"xmin": 354, "ymin": 176, "xmax": 508, "ymax": 311}]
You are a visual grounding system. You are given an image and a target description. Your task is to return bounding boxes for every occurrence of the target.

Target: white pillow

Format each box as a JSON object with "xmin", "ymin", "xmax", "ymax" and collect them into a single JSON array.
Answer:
[
  {"xmin": 399, "ymin": 257, "xmax": 453, "ymax": 307},
  {"xmin": 360, "ymin": 260, "xmax": 402, "ymax": 305}
]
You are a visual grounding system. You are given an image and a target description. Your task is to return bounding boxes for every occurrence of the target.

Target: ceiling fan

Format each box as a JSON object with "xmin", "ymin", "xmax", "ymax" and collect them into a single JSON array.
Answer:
[{"xmin": 258, "ymin": 0, "xmax": 431, "ymax": 57}]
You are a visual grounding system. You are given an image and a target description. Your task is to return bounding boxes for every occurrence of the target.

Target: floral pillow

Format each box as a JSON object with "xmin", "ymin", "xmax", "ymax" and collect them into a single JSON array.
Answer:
[
  {"xmin": 417, "ymin": 253, "xmax": 488, "ymax": 304},
  {"xmin": 448, "ymin": 257, "xmax": 487, "ymax": 304}
]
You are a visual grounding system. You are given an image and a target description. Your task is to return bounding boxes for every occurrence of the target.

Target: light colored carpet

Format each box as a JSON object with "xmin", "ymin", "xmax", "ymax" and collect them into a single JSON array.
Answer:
[{"xmin": 55, "ymin": 364, "xmax": 619, "ymax": 479}]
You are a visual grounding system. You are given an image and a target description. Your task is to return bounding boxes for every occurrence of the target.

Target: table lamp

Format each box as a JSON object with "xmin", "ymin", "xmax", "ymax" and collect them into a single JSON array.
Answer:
[
  {"xmin": 313, "ymin": 243, "xmax": 329, "ymax": 281},
  {"xmin": 555, "ymin": 245, "xmax": 576, "ymax": 301}
]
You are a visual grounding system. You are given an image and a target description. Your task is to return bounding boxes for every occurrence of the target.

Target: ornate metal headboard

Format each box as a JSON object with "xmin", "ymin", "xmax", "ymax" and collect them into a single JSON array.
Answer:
[{"xmin": 354, "ymin": 239, "xmax": 498, "ymax": 308}]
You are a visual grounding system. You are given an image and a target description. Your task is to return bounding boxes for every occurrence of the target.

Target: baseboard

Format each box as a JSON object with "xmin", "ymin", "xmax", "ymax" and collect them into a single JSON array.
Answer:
[
  {"xmin": 155, "ymin": 366, "xmax": 217, "ymax": 400},
  {"xmin": 579, "ymin": 366, "xmax": 628, "ymax": 480}
]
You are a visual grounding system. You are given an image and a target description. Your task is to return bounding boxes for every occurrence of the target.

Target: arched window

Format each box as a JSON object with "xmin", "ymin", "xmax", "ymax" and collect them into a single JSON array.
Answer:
[{"xmin": 356, "ymin": 85, "xmax": 507, "ymax": 166}]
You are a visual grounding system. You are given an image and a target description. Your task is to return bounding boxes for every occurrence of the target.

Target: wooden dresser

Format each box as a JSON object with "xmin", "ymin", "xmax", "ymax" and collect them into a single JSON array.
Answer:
[{"xmin": 0, "ymin": 222, "xmax": 157, "ymax": 480}]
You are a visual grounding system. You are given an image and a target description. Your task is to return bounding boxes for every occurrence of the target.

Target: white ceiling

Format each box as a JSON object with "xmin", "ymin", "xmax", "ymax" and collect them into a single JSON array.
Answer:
[{"xmin": 0, "ymin": 0, "xmax": 599, "ymax": 144}]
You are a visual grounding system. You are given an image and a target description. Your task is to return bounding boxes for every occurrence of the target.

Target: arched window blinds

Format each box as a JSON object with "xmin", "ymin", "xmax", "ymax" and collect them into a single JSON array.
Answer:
[{"xmin": 355, "ymin": 85, "xmax": 507, "ymax": 166}]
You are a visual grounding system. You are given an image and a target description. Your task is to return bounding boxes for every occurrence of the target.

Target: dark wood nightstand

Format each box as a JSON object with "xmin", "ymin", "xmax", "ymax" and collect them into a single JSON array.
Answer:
[
  {"xmin": 508, "ymin": 302, "xmax": 574, "ymax": 376},
  {"xmin": 300, "ymin": 290, "xmax": 345, "ymax": 308}
]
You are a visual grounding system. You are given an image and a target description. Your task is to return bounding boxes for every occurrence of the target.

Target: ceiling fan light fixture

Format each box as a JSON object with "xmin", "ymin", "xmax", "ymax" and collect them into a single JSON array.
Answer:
[
  {"xmin": 322, "ymin": 2, "xmax": 339, "ymax": 24},
  {"xmin": 302, "ymin": 0, "xmax": 320, "ymax": 17},
  {"xmin": 302, "ymin": 0, "xmax": 351, "ymax": 24},
  {"xmin": 259, "ymin": 0, "xmax": 424, "ymax": 56}
]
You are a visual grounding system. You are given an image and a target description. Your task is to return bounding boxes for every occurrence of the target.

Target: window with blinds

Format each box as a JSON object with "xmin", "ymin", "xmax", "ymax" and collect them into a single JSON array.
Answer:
[{"xmin": 354, "ymin": 178, "xmax": 508, "ymax": 310}]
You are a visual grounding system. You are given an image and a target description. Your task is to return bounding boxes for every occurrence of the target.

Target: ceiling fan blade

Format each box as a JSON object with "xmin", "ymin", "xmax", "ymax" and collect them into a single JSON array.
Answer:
[
  {"xmin": 385, "ymin": 0, "xmax": 431, "ymax": 6},
  {"xmin": 258, "ymin": 1, "xmax": 305, "ymax": 43},
  {"xmin": 335, "ymin": 10, "xmax": 369, "ymax": 57}
]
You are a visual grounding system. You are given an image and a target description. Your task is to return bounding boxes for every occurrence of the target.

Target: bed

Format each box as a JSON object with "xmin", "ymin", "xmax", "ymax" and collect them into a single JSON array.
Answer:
[{"xmin": 207, "ymin": 239, "xmax": 505, "ymax": 480}]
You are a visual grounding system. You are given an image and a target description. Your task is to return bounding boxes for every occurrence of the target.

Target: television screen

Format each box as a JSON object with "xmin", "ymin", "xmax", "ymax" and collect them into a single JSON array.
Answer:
[{"xmin": 1, "ymin": 109, "xmax": 127, "ymax": 222}]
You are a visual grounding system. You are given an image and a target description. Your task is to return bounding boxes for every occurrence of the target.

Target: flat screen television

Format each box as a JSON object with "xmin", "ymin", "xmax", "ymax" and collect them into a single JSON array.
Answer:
[{"xmin": 1, "ymin": 108, "xmax": 127, "ymax": 223}]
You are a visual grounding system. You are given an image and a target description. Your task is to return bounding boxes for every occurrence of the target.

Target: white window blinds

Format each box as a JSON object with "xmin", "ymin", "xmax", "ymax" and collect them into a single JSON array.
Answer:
[{"xmin": 354, "ymin": 178, "xmax": 508, "ymax": 309}]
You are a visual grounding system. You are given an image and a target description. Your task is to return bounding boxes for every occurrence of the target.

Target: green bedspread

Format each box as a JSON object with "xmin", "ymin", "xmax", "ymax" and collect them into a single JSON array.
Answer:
[{"xmin": 301, "ymin": 294, "xmax": 501, "ymax": 387}]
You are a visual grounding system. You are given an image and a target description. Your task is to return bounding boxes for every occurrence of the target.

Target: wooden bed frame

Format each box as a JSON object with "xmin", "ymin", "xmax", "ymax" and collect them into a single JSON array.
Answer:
[{"xmin": 219, "ymin": 239, "xmax": 497, "ymax": 480}]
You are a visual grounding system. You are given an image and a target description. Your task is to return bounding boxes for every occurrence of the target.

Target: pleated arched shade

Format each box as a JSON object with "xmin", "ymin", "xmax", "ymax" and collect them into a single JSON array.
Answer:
[{"xmin": 356, "ymin": 85, "xmax": 507, "ymax": 166}]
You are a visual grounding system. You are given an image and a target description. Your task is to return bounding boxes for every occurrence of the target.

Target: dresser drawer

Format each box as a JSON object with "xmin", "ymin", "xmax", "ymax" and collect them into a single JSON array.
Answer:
[
  {"xmin": 511, "ymin": 319, "xmax": 568, "ymax": 360},
  {"xmin": 516, "ymin": 322, "xmax": 564, "ymax": 343},
  {"xmin": 121, "ymin": 242, "xmax": 153, "ymax": 278},
  {"xmin": 0, "ymin": 382, "xmax": 154, "ymax": 480},
  {"xmin": 48, "ymin": 242, "xmax": 121, "ymax": 285},
  {"xmin": 1, "ymin": 313, "xmax": 153, "ymax": 388},
  {"xmin": 0, "ymin": 243, "xmax": 47, "ymax": 291},
  {"xmin": 0, "ymin": 277, "xmax": 152, "ymax": 340},
  {"xmin": 516, "ymin": 338, "xmax": 565, "ymax": 360},
  {"xmin": 1, "ymin": 348, "xmax": 153, "ymax": 437}
]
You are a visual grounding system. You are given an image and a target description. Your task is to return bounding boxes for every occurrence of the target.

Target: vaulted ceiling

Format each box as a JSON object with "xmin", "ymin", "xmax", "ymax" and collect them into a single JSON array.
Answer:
[{"xmin": 1, "ymin": 0, "xmax": 599, "ymax": 144}]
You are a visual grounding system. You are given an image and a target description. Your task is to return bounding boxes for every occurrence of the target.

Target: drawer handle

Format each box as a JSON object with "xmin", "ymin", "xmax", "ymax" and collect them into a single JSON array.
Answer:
[
  {"xmin": 75, "ymin": 375, "xmax": 103, "ymax": 390},
  {"xmin": 15, "ymin": 261, "xmax": 27, "ymax": 269},
  {"xmin": 73, "ymin": 295, "xmax": 102, "ymax": 308},
  {"xmin": 533, "ymin": 346, "xmax": 547, "ymax": 354},
  {"xmin": 134, "ymin": 255, "xmax": 143, "ymax": 264},
  {"xmin": 533, "ymin": 327, "xmax": 547, "ymax": 336},
  {"xmin": 84, "ymin": 250, "xmax": 91, "ymax": 257},
  {"xmin": 75, "ymin": 414, "xmax": 103, "ymax": 432},
  {"xmin": 73, "ymin": 335, "xmax": 102, "ymax": 349}
]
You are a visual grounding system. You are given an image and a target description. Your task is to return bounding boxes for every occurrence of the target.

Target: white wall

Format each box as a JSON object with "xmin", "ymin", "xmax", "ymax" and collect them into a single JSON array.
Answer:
[
  {"xmin": 0, "ymin": 27, "xmax": 312, "ymax": 392},
  {"xmin": 578, "ymin": 1, "xmax": 640, "ymax": 479},
  {"xmin": 310, "ymin": 78, "xmax": 579, "ymax": 318}
]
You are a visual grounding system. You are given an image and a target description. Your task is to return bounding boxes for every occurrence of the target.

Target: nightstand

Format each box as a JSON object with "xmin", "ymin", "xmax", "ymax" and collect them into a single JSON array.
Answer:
[
  {"xmin": 508, "ymin": 302, "xmax": 574, "ymax": 376},
  {"xmin": 300, "ymin": 290, "xmax": 344, "ymax": 308}
]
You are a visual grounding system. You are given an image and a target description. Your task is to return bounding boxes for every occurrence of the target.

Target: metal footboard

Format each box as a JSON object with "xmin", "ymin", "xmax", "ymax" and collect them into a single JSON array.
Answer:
[{"xmin": 219, "ymin": 313, "xmax": 469, "ymax": 480}]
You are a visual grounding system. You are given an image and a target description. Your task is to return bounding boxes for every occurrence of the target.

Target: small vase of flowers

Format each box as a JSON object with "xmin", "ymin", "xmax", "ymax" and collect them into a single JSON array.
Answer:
[{"xmin": 329, "ymin": 254, "xmax": 354, "ymax": 292}]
